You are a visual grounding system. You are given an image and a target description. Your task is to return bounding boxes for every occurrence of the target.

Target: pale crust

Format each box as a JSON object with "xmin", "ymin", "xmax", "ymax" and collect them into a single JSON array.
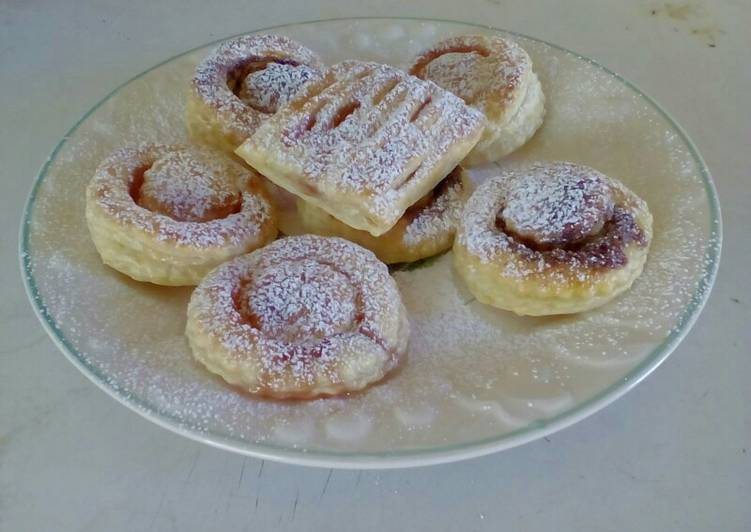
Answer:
[
  {"xmin": 186, "ymin": 34, "xmax": 324, "ymax": 155},
  {"xmin": 265, "ymin": 181, "xmax": 308, "ymax": 236},
  {"xmin": 454, "ymin": 162, "xmax": 653, "ymax": 315},
  {"xmin": 297, "ymin": 167, "xmax": 471, "ymax": 263},
  {"xmin": 410, "ymin": 35, "xmax": 545, "ymax": 166},
  {"xmin": 235, "ymin": 60, "xmax": 485, "ymax": 236},
  {"xmin": 85, "ymin": 144, "xmax": 277, "ymax": 286},
  {"xmin": 186, "ymin": 236, "xmax": 410, "ymax": 399}
]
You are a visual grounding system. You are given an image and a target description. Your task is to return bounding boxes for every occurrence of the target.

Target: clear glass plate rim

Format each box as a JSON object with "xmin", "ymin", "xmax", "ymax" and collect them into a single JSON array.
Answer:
[{"xmin": 18, "ymin": 16, "xmax": 723, "ymax": 468}]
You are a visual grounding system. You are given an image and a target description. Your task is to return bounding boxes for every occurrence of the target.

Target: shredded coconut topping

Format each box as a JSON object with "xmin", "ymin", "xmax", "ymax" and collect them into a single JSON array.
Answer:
[{"xmin": 239, "ymin": 63, "xmax": 320, "ymax": 114}]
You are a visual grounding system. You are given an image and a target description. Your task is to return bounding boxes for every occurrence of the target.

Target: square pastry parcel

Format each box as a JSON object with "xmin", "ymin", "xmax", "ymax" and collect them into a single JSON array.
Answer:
[{"xmin": 235, "ymin": 60, "xmax": 486, "ymax": 236}]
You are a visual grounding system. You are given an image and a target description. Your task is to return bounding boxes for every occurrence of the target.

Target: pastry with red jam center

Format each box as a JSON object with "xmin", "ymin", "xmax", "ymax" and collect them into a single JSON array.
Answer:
[{"xmin": 453, "ymin": 161, "xmax": 652, "ymax": 315}]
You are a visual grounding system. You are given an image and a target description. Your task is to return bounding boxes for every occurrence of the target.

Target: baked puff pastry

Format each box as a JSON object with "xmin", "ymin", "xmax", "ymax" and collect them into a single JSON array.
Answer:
[
  {"xmin": 186, "ymin": 235, "xmax": 410, "ymax": 399},
  {"xmin": 454, "ymin": 162, "xmax": 652, "ymax": 315},
  {"xmin": 235, "ymin": 60, "xmax": 485, "ymax": 236},
  {"xmin": 85, "ymin": 144, "xmax": 277, "ymax": 286},
  {"xmin": 410, "ymin": 34, "xmax": 545, "ymax": 166},
  {"xmin": 187, "ymin": 34, "xmax": 324, "ymax": 154},
  {"xmin": 297, "ymin": 166, "xmax": 470, "ymax": 264}
]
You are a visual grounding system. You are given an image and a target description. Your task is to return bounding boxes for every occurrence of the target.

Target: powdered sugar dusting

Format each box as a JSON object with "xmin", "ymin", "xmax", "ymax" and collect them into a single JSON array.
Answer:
[
  {"xmin": 191, "ymin": 33, "xmax": 324, "ymax": 138},
  {"xmin": 240, "ymin": 63, "xmax": 320, "ymax": 113},
  {"xmin": 501, "ymin": 162, "xmax": 614, "ymax": 246},
  {"xmin": 425, "ymin": 52, "xmax": 488, "ymax": 101},
  {"xmin": 402, "ymin": 167, "xmax": 466, "ymax": 246},
  {"xmin": 139, "ymin": 149, "xmax": 241, "ymax": 222},
  {"xmin": 410, "ymin": 34, "xmax": 532, "ymax": 121},
  {"xmin": 242, "ymin": 261, "xmax": 357, "ymax": 342},
  {"xmin": 89, "ymin": 144, "xmax": 274, "ymax": 248},
  {"xmin": 187, "ymin": 235, "xmax": 406, "ymax": 392},
  {"xmin": 23, "ymin": 21, "xmax": 719, "ymax": 455},
  {"xmin": 459, "ymin": 161, "xmax": 649, "ymax": 282},
  {"xmin": 242, "ymin": 60, "xmax": 485, "ymax": 229}
]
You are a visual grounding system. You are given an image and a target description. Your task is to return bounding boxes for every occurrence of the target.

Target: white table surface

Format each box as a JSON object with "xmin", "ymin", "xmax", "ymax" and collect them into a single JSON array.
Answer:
[{"xmin": 1, "ymin": 1, "xmax": 749, "ymax": 530}]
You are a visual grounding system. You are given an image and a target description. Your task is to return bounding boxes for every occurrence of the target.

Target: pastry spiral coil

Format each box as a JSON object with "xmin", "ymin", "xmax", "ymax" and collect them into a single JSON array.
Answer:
[
  {"xmin": 410, "ymin": 34, "xmax": 545, "ymax": 166},
  {"xmin": 186, "ymin": 235, "xmax": 410, "ymax": 399},
  {"xmin": 187, "ymin": 34, "xmax": 324, "ymax": 154},
  {"xmin": 297, "ymin": 166, "xmax": 471, "ymax": 264},
  {"xmin": 85, "ymin": 143, "xmax": 277, "ymax": 286},
  {"xmin": 453, "ymin": 162, "xmax": 652, "ymax": 315}
]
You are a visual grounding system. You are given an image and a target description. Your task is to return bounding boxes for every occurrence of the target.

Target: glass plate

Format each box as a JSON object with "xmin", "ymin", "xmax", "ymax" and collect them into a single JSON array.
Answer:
[{"xmin": 20, "ymin": 17, "xmax": 721, "ymax": 468}]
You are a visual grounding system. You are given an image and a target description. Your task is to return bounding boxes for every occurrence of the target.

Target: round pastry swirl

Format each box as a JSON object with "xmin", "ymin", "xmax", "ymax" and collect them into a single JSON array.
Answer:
[
  {"xmin": 453, "ymin": 162, "xmax": 652, "ymax": 315},
  {"xmin": 85, "ymin": 144, "xmax": 277, "ymax": 286},
  {"xmin": 186, "ymin": 236, "xmax": 410, "ymax": 399},
  {"xmin": 297, "ymin": 167, "xmax": 471, "ymax": 264},
  {"xmin": 410, "ymin": 34, "xmax": 545, "ymax": 166},
  {"xmin": 187, "ymin": 33, "xmax": 324, "ymax": 154},
  {"xmin": 238, "ymin": 62, "xmax": 320, "ymax": 114}
]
